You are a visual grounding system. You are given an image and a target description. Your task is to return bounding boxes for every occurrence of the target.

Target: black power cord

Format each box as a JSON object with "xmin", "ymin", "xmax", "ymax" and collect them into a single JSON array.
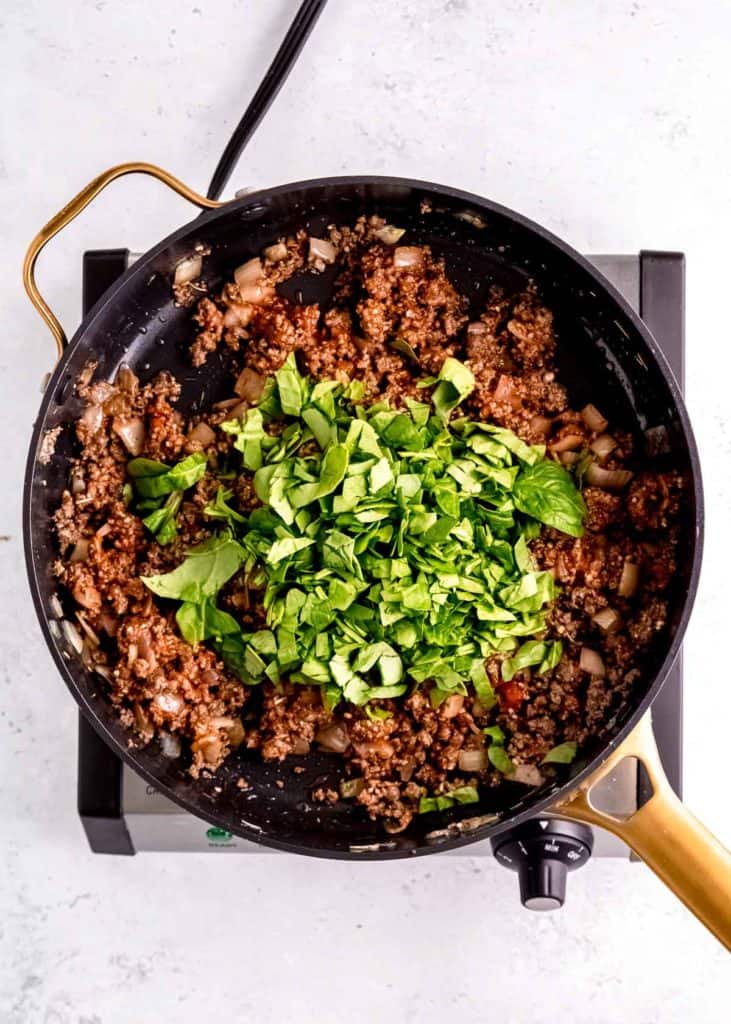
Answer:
[{"xmin": 206, "ymin": 0, "xmax": 329, "ymax": 201}]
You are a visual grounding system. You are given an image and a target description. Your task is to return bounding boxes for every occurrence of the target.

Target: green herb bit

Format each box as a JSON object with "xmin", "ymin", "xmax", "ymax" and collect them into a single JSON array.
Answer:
[
  {"xmin": 541, "ymin": 741, "xmax": 578, "ymax": 765},
  {"xmin": 484, "ymin": 724, "xmax": 514, "ymax": 775},
  {"xmin": 142, "ymin": 491, "xmax": 182, "ymax": 545},
  {"xmin": 130, "ymin": 452, "xmax": 209, "ymax": 543},
  {"xmin": 484, "ymin": 725, "xmax": 506, "ymax": 745},
  {"xmin": 203, "ymin": 486, "xmax": 246, "ymax": 527},
  {"xmin": 418, "ymin": 784, "xmax": 479, "ymax": 814},
  {"xmin": 487, "ymin": 745, "xmax": 515, "ymax": 775},
  {"xmin": 431, "ymin": 357, "xmax": 476, "ymax": 422},
  {"xmin": 131, "ymin": 451, "xmax": 208, "ymax": 499}
]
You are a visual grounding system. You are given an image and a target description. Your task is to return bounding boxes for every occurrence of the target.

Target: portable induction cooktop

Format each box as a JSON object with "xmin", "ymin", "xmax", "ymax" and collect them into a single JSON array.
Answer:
[{"xmin": 75, "ymin": 246, "xmax": 685, "ymax": 909}]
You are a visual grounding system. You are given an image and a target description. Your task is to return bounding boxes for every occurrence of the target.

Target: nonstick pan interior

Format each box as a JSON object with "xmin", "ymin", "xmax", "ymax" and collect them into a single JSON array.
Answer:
[{"xmin": 25, "ymin": 177, "xmax": 701, "ymax": 857}]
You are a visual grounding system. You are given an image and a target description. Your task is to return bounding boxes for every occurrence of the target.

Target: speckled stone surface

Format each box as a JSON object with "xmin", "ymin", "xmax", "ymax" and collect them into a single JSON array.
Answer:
[{"xmin": 1, "ymin": 2, "xmax": 730, "ymax": 1021}]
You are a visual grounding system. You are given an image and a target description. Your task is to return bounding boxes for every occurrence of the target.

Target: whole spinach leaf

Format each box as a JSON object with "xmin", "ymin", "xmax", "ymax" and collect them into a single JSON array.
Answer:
[
  {"xmin": 513, "ymin": 460, "xmax": 585, "ymax": 537},
  {"xmin": 141, "ymin": 531, "xmax": 246, "ymax": 603}
]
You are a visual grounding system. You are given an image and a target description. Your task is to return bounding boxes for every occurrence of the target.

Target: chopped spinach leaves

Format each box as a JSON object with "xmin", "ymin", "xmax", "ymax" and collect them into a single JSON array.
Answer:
[
  {"xmin": 128, "ymin": 451, "xmax": 208, "ymax": 543},
  {"xmin": 138, "ymin": 356, "xmax": 582, "ymax": 716}
]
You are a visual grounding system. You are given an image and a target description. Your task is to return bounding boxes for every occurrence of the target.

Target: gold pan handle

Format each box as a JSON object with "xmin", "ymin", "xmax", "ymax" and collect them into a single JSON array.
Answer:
[{"xmin": 557, "ymin": 714, "xmax": 731, "ymax": 950}]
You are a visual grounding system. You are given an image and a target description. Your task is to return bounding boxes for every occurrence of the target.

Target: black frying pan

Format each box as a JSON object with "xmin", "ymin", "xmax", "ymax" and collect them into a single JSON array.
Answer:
[{"xmin": 22, "ymin": 168, "xmax": 731, "ymax": 946}]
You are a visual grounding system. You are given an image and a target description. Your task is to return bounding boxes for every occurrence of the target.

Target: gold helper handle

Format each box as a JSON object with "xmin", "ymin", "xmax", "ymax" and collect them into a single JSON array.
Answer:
[
  {"xmin": 556, "ymin": 713, "xmax": 731, "ymax": 949},
  {"xmin": 23, "ymin": 162, "xmax": 222, "ymax": 359}
]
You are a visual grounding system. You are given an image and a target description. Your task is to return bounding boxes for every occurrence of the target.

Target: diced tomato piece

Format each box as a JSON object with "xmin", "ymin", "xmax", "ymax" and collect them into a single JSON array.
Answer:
[{"xmin": 498, "ymin": 680, "xmax": 525, "ymax": 710}]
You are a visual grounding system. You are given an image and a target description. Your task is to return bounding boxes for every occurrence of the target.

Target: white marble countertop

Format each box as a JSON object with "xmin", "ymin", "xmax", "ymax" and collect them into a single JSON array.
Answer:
[{"xmin": 2, "ymin": 1, "xmax": 729, "ymax": 1021}]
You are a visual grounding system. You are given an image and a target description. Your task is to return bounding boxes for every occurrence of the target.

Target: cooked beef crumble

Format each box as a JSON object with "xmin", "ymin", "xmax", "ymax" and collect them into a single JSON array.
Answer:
[{"xmin": 51, "ymin": 215, "xmax": 683, "ymax": 832}]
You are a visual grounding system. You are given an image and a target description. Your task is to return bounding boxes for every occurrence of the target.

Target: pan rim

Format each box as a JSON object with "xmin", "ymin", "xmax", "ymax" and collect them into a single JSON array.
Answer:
[{"xmin": 23, "ymin": 174, "xmax": 704, "ymax": 858}]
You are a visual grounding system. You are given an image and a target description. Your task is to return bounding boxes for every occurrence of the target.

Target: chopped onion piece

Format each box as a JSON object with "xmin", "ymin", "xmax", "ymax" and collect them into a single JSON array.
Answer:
[
  {"xmin": 77, "ymin": 364, "xmax": 95, "ymax": 389},
  {"xmin": 160, "ymin": 732, "xmax": 182, "ymax": 759},
  {"xmin": 115, "ymin": 364, "xmax": 139, "ymax": 395},
  {"xmin": 263, "ymin": 241, "xmax": 288, "ymax": 262},
  {"xmin": 234, "ymin": 257, "xmax": 264, "ymax": 289},
  {"xmin": 135, "ymin": 635, "xmax": 157, "ymax": 670},
  {"xmin": 226, "ymin": 718, "xmax": 245, "ymax": 748},
  {"xmin": 187, "ymin": 421, "xmax": 216, "ymax": 446},
  {"xmin": 494, "ymin": 375, "xmax": 521, "ymax": 409},
  {"xmin": 581, "ymin": 403, "xmax": 608, "ymax": 432},
  {"xmin": 619, "ymin": 560, "xmax": 640, "ymax": 598},
  {"xmin": 374, "ymin": 225, "xmax": 405, "ymax": 245},
  {"xmin": 393, "ymin": 246, "xmax": 423, "ymax": 268},
  {"xmin": 511, "ymin": 763, "xmax": 544, "ymax": 786},
  {"xmin": 530, "ymin": 415, "xmax": 552, "ymax": 436},
  {"xmin": 353, "ymin": 739, "xmax": 394, "ymax": 759},
  {"xmin": 291, "ymin": 736, "xmax": 311, "ymax": 756},
  {"xmin": 237, "ymin": 283, "xmax": 272, "ymax": 305},
  {"xmin": 458, "ymin": 749, "xmax": 488, "ymax": 773},
  {"xmin": 69, "ymin": 538, "xmax": 89, "ymax": 563},
  {"xmin": 580, "ymin": 647, "xmax": 606, "ymax": 677},
  {"xmin": 590, "ymin": 433, "xmax": 617, "ymax": 461},
  {"xmin": 592, "ymin": 607, "xmax": 621, "ymax": 632},
  {"xmin": 201, "ymin": 737, "xmax": 223, "ymax": 764},
  {"xmin": 585, "ymin": 463, "xmax": 633, "ymax": 490},
  {"xmin": 210, "ymin": 716, "xmax": 247, "ymax": 749},
  {"xmin": 235, "ymin": 367, "xmax": 266, "ymax": 402},
  {"xmin": 226, "ymin": 301, "xmax": 254, "ymax": 329},
  {"xmin": 443, "ymin": 694, "xmax": 464, "ymax": 718},
  {"xmin": 155, "ymin": 692, "xmax": 182, "ymax": 715},
  {"xmin": 99, "ymin": 612, "xmax": 118, "ymax": 636},
  {"xmin": 89, "ymin": 381, "xmax": 116, "ymax": 406},
  {"xmin": 72, "ymin": 577, "xmax": 100, "ymax": 611},
  {"xmin": 112, "ymin": 416, "xmax": 145, "ymax": 456},
  {"xmin": 221, "ymin": 303, "xmax": 248, "ymax": 331},
  {"xmin": 75, "ymin": 611, "xmax": 100, "ymax": 647},
  {"xmin": 70, "ymin": 468, "xmax": 86, "ymax": 495},
  {"xmin": 466, "ymin": 321, "xmax": 487, "ymax": 337},
  {"xmin": 61, "ymin": 619, "xmax": 83, "ymax": 655},
  {"xmin": 315, "ymin": 723, "xmax": 350, "ymax": 753},
  {"xmin": 174, "ymin": 254, "xmax": 202, "ymax": 285},
  {"xmin": 79, "ymin": 642, "xmax": 94, "ymax": 672},
  {"xmin": 227, "ymin": 401, "xmax": 248, "ymax": 421},
  {"xmin": 104, "ymin": 391, "xmax": 133, "ymax": 418},
  {"xmin": 550, "ymin": 433, "xmax": 584, "ymax": 453},
  {"xmin": 308, "ymin": 237, "xmax": 337, "ymax": 264},
  {"xmin": 134, "ymin": 704, "xmax": 155, "ymax": 742},
  {"xmin": 49, "ymin": 593, "xmax": 64, "ymax": 618},
  {"xmin": 211, "ymin": 718, "xmax": 240, "ymax": 737},
  {"xmin": 559, "ymin": 451, "xmax": 579, "ymax": 466},
  {"xmin": 81, "ymin": 404, "xmax": 103, "ymax": 435}
]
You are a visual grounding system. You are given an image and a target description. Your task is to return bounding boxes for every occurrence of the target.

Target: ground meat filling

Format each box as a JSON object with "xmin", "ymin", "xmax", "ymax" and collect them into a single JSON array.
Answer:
[{"xmin": 52, "ymin": 215, "xmax": 684, "ymax": 831}]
